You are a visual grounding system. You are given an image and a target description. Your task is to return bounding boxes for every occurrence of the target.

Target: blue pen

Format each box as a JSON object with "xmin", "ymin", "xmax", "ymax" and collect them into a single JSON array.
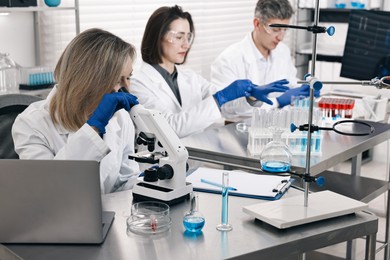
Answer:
[{"xmin": 200, "ymin": 178, "xmax": 237, "ymax": 191}]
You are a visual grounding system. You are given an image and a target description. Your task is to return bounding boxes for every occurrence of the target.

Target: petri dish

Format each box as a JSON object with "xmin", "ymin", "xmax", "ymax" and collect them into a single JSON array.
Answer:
[
  {"xmin": 127, "ymin": 201, "xmax": 171, "ymax": 235},
  {"xmin": 131, "ymin": 201, "xmax": 170, "ymax": 217},
  {"xmin": 127, "ymin": 214, "xmax": 172, "ymax": 235}
]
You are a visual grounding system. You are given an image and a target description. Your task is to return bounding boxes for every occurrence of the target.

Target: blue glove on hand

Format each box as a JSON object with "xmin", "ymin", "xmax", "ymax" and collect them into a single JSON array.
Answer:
[
  {"xmin": 213, "ymin": 79, "xmax": 253, "ymax": 107},
  {"xmin": 276, "ymin": 84, "xmax": 320, "ymax": 108},
  {"xmin": 250, "ymin": 79, "xmax": 290, "ymax": 105},
  {"xmin": 87, "ymin": 92, "xmax": 139, "ymax": 134},
  {"xmin": 298, "ymin": 84, "xmax": 321, "ymax": 97}
]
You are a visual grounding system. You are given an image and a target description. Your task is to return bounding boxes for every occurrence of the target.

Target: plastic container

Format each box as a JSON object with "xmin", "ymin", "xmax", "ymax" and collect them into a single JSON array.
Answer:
[
  {"xmin": 350, "ymin": 0, "xmax": 365, "ymax": 8},
  {"xmin": 335, "ymin": 0, "xmax": 347, "ymax": 8},
  {"xmin": 0, "ymin": 53, "xmax": 19, "ymax": 93},
  {"xmin": 44, "ymin": 0, "xmax": 61, "ymax": 7}
]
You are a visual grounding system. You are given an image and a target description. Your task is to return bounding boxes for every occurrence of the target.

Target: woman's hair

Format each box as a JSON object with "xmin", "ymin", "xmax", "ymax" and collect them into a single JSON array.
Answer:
[
  {"xmin": 141, "ymin": 5, "xmax": 194, "ymax": 65},
  {"xmin": 50, "ymin": 28, "xmax": 136, "ymax": 131},
  {"xmin": 255, "ymin": 0, "xmax": 294, "ymax": 23}
]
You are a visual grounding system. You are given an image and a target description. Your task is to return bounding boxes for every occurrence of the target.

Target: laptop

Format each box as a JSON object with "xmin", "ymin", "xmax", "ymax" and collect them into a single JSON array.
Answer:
[{"xmin": 0, "ymin": 159, "xmax": 115, "ymax": 244}]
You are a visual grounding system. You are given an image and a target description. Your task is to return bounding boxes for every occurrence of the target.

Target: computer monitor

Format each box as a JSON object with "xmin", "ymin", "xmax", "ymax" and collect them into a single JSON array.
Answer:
[{"xmin": 340, "ymin": 10, "xmax": 390, "ymax": 81}]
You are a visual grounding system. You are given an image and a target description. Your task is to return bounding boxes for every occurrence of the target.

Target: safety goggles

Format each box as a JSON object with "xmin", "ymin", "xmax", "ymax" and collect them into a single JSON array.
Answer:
[
  {"xmin": 262, "ymin": 23, "xmax": 288, "ymax": 36},
  {"xmin": 166, "ymin": 30, "xmax": 194, "ymax": 45}
]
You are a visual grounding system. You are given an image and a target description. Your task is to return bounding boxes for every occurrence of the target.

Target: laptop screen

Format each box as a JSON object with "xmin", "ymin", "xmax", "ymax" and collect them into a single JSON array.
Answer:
[{"xmin": 0, "ymin": 159, "xmax": 114, "ymax": 244}]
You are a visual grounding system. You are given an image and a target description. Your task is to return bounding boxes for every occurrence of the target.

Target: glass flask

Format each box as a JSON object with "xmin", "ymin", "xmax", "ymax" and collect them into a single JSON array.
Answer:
[
  {"xmin": 260, "ymin": 130, "xmax": 292, "ymax": 173},
  {"xmin": 183, "ymin": 193, "xmax": 205, "ymax": 233},
  {"xmin": 0, "ymin": 53, "xmax": 19, "ymax": 93}
]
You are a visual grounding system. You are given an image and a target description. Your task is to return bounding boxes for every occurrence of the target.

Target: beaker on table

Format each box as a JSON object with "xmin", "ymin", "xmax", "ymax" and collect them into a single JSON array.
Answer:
[
  {"xmin": 183, "ymin": 193, "xmax": 205, "ymax": 233},
  {"xmin": 260, "ymin": 130, "xmax": 292, "ymax": 173}
]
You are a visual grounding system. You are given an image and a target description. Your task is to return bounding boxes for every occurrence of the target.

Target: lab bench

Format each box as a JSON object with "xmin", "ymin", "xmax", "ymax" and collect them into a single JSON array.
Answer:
[
  {"xmin": 1, "ymin": 120, "xmax": 387, "ymax": 259},
  {"xmin": 181, "ymin": 119, "xmax": 390, "ymax": 259},
  {"xmin": 3, "ymin": 189, "xmax": 378, "ymax": 260}
]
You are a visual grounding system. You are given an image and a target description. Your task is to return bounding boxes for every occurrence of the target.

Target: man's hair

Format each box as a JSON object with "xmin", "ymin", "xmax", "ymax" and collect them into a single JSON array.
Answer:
[
  {"xmin": 50, "ymin": 28, "xmax": 136, "ymax": 131},
  {"xmin": 141, "ymin": 5, "xmax": 195, "ymax": 65},
  {"xmin": 255, "ymin": 0, "xmax": 294, "ymax": 23}
]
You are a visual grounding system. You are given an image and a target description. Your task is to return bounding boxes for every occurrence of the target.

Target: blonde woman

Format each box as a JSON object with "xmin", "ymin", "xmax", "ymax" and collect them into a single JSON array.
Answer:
[{"xmin": 12, "ymin": 28, "xmax": 140, "ymax": 193}]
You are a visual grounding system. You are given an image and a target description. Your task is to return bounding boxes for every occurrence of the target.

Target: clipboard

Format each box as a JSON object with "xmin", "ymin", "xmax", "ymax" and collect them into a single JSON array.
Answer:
[{"xmin": 187, "ymin": 167, "xmax": 293, "ymax": 200}]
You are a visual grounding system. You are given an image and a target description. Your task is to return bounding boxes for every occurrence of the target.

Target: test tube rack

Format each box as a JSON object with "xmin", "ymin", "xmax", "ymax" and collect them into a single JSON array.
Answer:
[
  {"xmin": 247, "ymin": 129, "xmax": 323, "ymax": 156},
  {"xmin": 247, "ymin": 107, "xmax": 324, "ymax": 156},
  {"xmin": 318, "ymin": 97, "xmax": 355, "ymax": 119},
  {"xmin": 19, "ymin": 67, "xmax": 55, "ymax": 90}
]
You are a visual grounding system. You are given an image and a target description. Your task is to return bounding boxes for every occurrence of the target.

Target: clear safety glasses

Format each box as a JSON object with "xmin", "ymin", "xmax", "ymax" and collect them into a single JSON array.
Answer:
[
  {"xmin": 262, "ymin": 23, "xmax": 288, "ymax": 36},
  {"xmin": 166, "ymin": 31, "xmax": 194, "ymax": 45}
]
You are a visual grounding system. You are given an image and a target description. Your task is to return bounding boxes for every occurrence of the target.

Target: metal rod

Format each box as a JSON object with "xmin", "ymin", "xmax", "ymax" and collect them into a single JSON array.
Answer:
[
  {"xmin": 303, "ymin": 0, "xmax": 321, "ymax": 207},
  {"xmin": 298, "ymin": 80, "xmax": 373, "ymax": 85},
  {"xmin": 269, "ymin": 24, "xmax": 307, "ymax": 30},
  {"xmin": 75, "ymin": 0, "xmax": 80, "ymax": 34}
]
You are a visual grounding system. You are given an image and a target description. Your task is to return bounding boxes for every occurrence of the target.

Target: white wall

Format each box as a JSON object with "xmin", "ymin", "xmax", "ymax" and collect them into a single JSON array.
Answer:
[{"xmin": 0, "ymin": 12, "xmax": 36, "ymax": 67}]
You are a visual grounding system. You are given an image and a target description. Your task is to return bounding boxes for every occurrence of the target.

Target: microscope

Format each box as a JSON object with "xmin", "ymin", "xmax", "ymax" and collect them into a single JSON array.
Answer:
[{"xmin": 129, "ymin": 104, "xmax": 193, "ymax": 205}]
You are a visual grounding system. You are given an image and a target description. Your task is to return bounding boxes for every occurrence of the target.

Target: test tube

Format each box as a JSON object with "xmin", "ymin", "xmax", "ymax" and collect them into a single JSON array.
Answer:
[
  {"xmin": 216, "ymin": 172, "xmax": 233, "ymax": 231},
  {"xmin": 345, "ymin": 99, "xmax": 354, "ymax": 118}
]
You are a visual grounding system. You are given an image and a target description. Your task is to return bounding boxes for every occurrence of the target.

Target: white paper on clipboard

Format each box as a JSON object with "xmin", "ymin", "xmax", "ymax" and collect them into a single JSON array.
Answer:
[{"xmin": 187, "ymin": 167, "xmax": 291, "ymax": 200}]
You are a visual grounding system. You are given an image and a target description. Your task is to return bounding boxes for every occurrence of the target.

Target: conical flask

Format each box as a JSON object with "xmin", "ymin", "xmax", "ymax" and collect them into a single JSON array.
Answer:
[{"xmin": 260, "ymin": 130, "xmax": 292, "ymax": 173}]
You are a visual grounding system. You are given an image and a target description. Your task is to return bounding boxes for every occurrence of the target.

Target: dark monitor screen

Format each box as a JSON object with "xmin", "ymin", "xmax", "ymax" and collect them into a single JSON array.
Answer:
[{"xmin": 340, "ymin": 10, "xmax": 390, "ymax": 81}]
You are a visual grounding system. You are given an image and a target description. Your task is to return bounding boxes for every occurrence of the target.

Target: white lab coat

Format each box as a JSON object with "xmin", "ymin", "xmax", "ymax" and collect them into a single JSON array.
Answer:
[
  {"xmin": 12, "ymin": 87, "xmax": 140, "ymax": 194},
  {"xmin": 211, "ymin": 32, "xmax": 299, "ymax": 119},
  {"xmin": 131, "ymin": 62, "xmax": 222, "ymax": 138}
]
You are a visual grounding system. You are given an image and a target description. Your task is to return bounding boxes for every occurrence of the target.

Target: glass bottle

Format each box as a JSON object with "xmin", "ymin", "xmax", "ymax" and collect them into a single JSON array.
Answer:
[
  {"xmin": 260, "ymin": 130, "xmax": 292, "ymax": 173},
  {"xmin": 183, "ymin": 193, "xmax": 205, "ymax": 233},
  {"xmin": 0, "ymin": 53, "xmax": 19, "ymax": 93}
]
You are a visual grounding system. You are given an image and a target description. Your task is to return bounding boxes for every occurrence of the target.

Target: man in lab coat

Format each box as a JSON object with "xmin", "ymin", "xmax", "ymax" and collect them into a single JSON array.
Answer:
[{"xmin": 211, "ymin": 0, "xmax": 315, "ymax": 119}]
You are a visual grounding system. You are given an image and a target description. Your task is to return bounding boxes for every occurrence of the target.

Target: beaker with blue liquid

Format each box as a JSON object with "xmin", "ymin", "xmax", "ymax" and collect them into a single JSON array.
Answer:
[
  {"xmin": 183, "ymin": 193, "xmax": 205, "ymax": 233},
  {"xmin": 260, "ymin": 130, "xmax": 292, "ymax": 173}
]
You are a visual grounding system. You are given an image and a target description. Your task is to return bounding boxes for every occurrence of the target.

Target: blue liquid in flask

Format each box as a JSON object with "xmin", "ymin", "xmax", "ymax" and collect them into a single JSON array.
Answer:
[
  {"xmin": 262, "ymin": 161, "xmax": 290, "ymax": 173},
  {"xmin": 183, "ymin": 216, "xmax": 205, "ymax": 233}
]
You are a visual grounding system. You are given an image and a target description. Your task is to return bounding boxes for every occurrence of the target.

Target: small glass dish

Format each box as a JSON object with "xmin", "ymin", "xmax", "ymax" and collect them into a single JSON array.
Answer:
[
  {"xmin": 127, "ymin": 201, "xmax": 171, "ymax": 235},
  {"xmin": 236, "ymin": 122, "xmax": 248, "ymax": 133}
]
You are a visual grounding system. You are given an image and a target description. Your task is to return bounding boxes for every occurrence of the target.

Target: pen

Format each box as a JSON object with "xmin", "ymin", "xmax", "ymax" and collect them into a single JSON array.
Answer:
[{"xmin": 200, "ymin": 178, "xmax": 237, "ymax": 191}]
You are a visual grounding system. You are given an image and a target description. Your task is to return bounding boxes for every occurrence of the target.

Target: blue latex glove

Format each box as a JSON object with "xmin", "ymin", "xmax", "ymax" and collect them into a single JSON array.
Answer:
[
  {"xmin": 276, "ymin": 84, "xmax": 320, "ymax": 108},
  {"xmin": 313, "ymin": 86, "xmax": 321, "ymax": 98},
  {"xmin": 87, "ymin": 92, "xmax": 139, "ymax": 134},
  {"xmin": 250, "ymin": 79, "xmax": 290, "ymax": 105},
  {"xmin": 213, "ymin": 79, "xmax": 253, "ymax": 107}
]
